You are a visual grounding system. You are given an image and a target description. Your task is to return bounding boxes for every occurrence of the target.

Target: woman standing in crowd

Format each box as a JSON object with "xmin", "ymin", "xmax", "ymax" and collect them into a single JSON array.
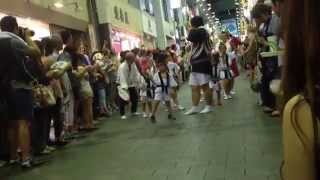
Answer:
[
  {"xmin": 107, "ymin": 51, "xmax": 120, "ymax": 112},
  {"xmin": 59, "ymin": 31, "xmax": 77, "ymax": 136},
  {"xmin": 185, "ymin": 16, "xmax": 213, "ymax": 115},
  {"xmin": 77, "ymin": 54, "xmax": 96, "ymax": 131},
  {"xmin": 281, "ymin": 0, "xmax": 319, "ymax": 179},
  {"xmin": 42, "ymin": 36, "xmax": 69, "ymax": 146},
  {"xmin": 31, "ymin": 39, "xmax": 55, "ymax": 156}
]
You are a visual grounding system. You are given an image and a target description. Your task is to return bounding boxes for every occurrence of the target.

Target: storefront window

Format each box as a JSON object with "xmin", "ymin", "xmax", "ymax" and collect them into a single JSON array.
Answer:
[
  {"xmin": 111, "ymin": 29, "xmax": 141, "ymax": 54},
  {"xmin": 114, "ymin": 6, "xmax": 119, "ymax": 20},
  {"xmin": 120, "ymin": 9, "xmax": 124, "ymax": 22},
  {"xmin": 162, "ymin": 0, "xmax": 169, "ymax": 22},
  {"xmin": 125, "ymin": 12, "xmax": 129, "ymax": 24}
]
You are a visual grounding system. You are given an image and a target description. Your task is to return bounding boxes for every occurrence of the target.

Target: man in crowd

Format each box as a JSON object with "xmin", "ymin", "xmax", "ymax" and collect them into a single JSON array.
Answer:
[
  {"xmin": 251, "ymin": 3, "xmax": 281, "ymax": 116},
  {"xmin": 0, "ymin": 16, "xmax": 41, "ymax": 168},
  {"xmin": 117, "ymin": 52, "xmax": 141, "ymax": 120}
]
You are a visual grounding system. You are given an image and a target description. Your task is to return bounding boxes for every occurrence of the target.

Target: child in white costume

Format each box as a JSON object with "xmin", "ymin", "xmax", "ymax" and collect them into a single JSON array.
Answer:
[
  {"xmin": 139, "ymin": 71, "xmax": 154, "ymax": 118},
  {"xmin": 150, "ymin": 52, "xmax": 177, "ymax": 123}
]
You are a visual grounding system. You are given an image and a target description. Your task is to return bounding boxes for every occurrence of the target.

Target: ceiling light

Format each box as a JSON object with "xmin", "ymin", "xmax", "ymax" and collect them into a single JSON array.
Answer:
[{"xmin": 54, "ymin": 2, "xmax": 64, "ymax": 8}]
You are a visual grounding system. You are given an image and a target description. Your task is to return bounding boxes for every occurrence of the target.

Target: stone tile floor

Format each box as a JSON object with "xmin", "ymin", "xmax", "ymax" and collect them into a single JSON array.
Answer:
[{"xmin": 1, "ymin": 77, "xmax": 282, "ymax": 180}]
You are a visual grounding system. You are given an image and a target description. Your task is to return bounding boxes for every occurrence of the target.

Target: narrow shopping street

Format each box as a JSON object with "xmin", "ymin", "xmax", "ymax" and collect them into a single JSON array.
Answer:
[{"xmin": 1, "ymin": 77, "xmax": 282, "ymax": 180}]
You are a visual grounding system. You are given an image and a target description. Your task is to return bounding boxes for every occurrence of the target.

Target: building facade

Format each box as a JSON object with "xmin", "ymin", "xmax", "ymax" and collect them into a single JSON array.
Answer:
[
  {"xmin": 137, "ymin": 0, "xmax": 158, "ymax": 49},
  {"xmin": 153, "ymin": 0, "xmax": 176, "ymax": 49},
  {"xmin": 96, "ymin": 0, "xmax": 143, "ymax": 53},
  {"xmin": 0, "ymin": 0, "xmax": 92, "ymax": 50}
]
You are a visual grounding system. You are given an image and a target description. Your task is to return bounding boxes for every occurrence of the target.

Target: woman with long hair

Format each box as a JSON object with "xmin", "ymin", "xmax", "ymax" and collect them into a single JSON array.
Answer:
[{"xmin": 281, "ymin": 0, "xmax": 320, "ymax": 179}]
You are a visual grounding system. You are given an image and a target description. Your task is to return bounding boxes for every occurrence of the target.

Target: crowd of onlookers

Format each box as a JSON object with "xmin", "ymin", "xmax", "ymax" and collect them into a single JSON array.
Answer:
[
  {"xmin": 0, "ymin": 15, "xmax": 191, "ymax": 168},
  {"xmin": 2, "ymin": 0, "xmax": 320, "ymax": 178},
  {"xmin": 245, "ymin": 0, "xmax": 320, "ymax": 179}
]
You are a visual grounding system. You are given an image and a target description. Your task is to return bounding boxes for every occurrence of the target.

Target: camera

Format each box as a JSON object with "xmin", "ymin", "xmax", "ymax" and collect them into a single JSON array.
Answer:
[{"xmin": 18, "ymin": 27, "xmax": 35, "ymax": 40}]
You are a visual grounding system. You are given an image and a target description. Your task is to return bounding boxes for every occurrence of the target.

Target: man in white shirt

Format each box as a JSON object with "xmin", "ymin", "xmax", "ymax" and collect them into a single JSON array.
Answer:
[{"xmin": 117, "ymin": 52, "xmax": 141, "ymax": 119}]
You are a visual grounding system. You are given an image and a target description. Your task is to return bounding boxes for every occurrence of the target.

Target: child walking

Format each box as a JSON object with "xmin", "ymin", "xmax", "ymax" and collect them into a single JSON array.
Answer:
[
  {"xmin": 150, "ymin": 52, "xmax": 177, "ymax": 123},
  {"xmin": 211, "ymin": 53, "xmax": 222, "ymax": 106},
  {"xmin": 217, "ymin": 43, "xmax": 233, "ymax": 100},
  {"xmin": 139, "ymin": 70, "xmax": 154, "ymax": 118},
  {"xmin": 167, "ymin": 51, "xmax": 185, "ymax": 111}
]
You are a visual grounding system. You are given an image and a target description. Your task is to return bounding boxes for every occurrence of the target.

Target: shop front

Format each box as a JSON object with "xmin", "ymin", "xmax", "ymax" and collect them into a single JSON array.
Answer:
[
  {"xmin": 110, "ymin": 27, "xmax": 142, "ymax": 54},
  {"xmin": 0, "ymin": 0, "xmax": 90, "ymax": 50}
]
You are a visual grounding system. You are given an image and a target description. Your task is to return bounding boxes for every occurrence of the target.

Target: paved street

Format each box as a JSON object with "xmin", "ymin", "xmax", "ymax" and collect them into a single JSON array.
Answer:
[{"xmin": 1, "ymin": 77, "xmax": 282, "ymax": 180}]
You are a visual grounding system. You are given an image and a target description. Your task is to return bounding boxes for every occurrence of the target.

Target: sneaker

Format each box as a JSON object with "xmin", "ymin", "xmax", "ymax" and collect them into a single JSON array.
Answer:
[
  {"xmin": 263, "ymin": 107, "xmax": 273, "ymax": 113},
  {"xmin": 200, "ymin": 106, "xmax": 213, "ymax": 114},
  {"xmin": 132, "ymin": 112, "xmax": 141, "ymax": 116},
  {"xmin": 0, "ymin": 160, "xmax": 6, "ymax": 167},
  {"xmin": 224, "ymin": 95, "xmax": 229, "ymax": 100},
  {"xmin": 271, "ymin": 110, "xmax": 280, "ymax": 117},
  {"xmin": 40, "ymin": 148, "xmax": 51, "ymax": 155},
  {"xmin": 46, "ymin": 146, "xmax": 56, "ymax": 152},
  {"xmin": 184, "ymin": 106, "xmax": 200, "ymax": 115},
  {"xmin": 93, "ymin": 121, "xmax": 100, "ymax": 125},
  {"xmin": 21, "ymin": 159, "xmax": 32, "ymax": 168},
  {"xmin": 228, "ymin": 95, "xmax": 233, "ymax": 99},
  {"xmin": 150, "ymin": 115, "xmax": 156, "ymax": 124},
  {"xmin": 143, "ymin": 113, "xmax": 148, "ymax": 118},
  {"xmin": 230, "ymin": 91, "xmax": 236, "ymax": 95},
  {"xmin": 178, "ymin": 105, "xmax": 185, "ymax": 111},
  {"xmin": 121, "ymin": 115, "xmax": 127, "ymax": 120}
]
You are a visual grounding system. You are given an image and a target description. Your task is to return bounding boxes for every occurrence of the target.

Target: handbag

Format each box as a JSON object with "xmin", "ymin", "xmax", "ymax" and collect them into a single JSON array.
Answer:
[
  {"xmin": 33, "ymin": 84, "xmax": 56, "ymax": 108},
  {"xmin": 250, "ymin": 66, "xmax": 261, "ymax": 93}
]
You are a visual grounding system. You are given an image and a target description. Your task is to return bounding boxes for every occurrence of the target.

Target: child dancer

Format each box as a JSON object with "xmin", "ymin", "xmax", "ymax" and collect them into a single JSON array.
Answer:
[
  {"xmin": 211, "ymin": 53, "xmax": 222, "ymax": 106},
  {"xmin": 150, "ymin": 52, "xmax": 177, "ymax": 123},
  {"xmin": 217, "ymin": 43, "xmax": 233, "ymax": 100},
  {"xmin": 140, "ymin": 70, "xmax": 154, "ymax": 118},
  {"xmin": 167, "ymin": 51, "xmax": 185, "ymax": 111}
]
